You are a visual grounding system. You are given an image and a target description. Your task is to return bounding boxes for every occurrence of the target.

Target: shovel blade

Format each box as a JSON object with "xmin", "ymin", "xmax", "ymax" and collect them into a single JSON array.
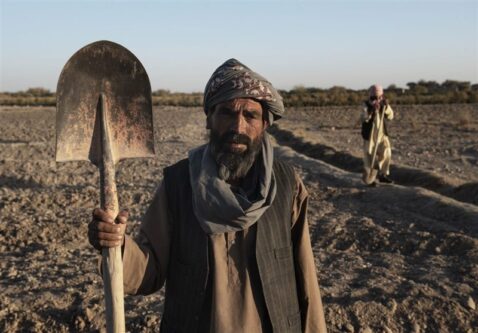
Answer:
[{"xmin": 56, "ymin": 40, "xmax": 155, "ymax": 164}]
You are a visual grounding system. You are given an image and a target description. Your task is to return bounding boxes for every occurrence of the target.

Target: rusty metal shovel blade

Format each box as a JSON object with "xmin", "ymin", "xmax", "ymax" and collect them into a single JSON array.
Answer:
[
  {"xmin": 56, "ymin": 40, "xmax": 155, "ymax": 333},
  {"xmin": 56, "ymin": 40, "xmax": 155, "ymax": 164}
]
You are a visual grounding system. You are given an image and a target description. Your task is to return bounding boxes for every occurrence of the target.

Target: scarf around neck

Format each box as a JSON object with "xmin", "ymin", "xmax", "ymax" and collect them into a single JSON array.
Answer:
[{"xmin": 188, "ymin": 133, "xmax": 277, "ymax": 234}]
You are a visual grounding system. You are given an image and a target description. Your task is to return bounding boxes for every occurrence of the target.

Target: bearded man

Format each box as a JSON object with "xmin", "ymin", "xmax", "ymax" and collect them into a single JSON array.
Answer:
[
  {"xmin": 360, "ymin": 84, "xmax": 394, "ymax": 186},
  {"xmin": 88, "ymin": 59, "xmax": 327, "ymax": 333}
]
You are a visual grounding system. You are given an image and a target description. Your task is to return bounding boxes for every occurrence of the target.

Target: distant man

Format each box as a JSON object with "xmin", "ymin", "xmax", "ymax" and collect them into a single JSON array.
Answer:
[
  {"xmin": 360, "ymin": 84, "xmax": 394, "ymax": 185},
  {"xmin": 88, "ymin": 59, "xmax": 327, "ymax": 332}
]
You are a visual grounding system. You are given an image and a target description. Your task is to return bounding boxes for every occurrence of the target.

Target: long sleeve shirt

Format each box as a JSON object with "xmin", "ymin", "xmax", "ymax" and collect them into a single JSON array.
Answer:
[{"xmin": 120, "ymin": 173, "xmax": 327, "ymax": 333}]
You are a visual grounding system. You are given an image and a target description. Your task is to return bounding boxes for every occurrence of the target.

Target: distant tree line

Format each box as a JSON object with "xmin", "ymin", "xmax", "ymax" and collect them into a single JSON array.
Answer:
[
  {"xmin": 0, "ymin": 88, "xmax": 56, "ymax": 106},
  {"xmin": 279, "ymin": 80, "xmax": 478, "ymax": 106},
  {"xmin": 1, "ymin": 80, "xmax": 477, "ymax": 107}
]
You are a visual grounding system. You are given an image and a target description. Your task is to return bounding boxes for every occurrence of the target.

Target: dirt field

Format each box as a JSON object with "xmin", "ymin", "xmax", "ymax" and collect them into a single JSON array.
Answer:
[{"xmin": 1, "ymin": 104, "xmax": 477, "ymax": 332}]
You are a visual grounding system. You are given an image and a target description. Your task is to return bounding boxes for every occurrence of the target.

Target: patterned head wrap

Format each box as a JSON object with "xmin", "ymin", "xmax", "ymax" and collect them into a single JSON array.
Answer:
[
  {"xmin": 369, "ymin": 84, "xmax": 384, "ymax": 97},
  {"xmin": 203, "ymin": 58, "xmax": 284, "ymax": 124}
]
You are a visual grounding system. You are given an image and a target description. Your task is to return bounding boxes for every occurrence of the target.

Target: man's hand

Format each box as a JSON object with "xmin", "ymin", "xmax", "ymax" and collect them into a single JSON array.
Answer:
[{"xmin": 88, "ymin": 208, "xmax": 128, "ymax": 251}]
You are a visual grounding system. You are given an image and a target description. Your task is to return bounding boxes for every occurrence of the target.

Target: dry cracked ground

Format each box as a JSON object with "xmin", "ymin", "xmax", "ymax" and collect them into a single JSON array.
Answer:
[{"xmin": 0, "ymin": 104, "xmax": 477, "ymax": 332}]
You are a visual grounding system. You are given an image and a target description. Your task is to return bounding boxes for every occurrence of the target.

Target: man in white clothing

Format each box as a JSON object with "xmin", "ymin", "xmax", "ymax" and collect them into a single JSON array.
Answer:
[{"xmin": 360, "ymin": 84, "xmax": 394, "ymax": 185}]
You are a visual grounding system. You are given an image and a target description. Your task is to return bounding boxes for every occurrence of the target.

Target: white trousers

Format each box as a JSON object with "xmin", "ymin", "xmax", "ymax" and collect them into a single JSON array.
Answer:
[{"xmin": 362, "ymin": 136, "xmax": 392, "ymax": 184}]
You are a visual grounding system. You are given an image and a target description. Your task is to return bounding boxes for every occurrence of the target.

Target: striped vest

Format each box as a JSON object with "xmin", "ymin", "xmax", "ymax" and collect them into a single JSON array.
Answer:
[{"xmin": 161, "ymin": 158, "xmax": 301, "ymax": 333}]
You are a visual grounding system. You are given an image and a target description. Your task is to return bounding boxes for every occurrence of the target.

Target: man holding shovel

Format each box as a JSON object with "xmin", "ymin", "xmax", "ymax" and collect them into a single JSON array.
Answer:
[
  {"xmin": 360, "ymin": 84, "xmax": 394, "ymax": 186},
  {"xmin": 88, "ymin": 59, "xmax": 327, "ymax": 333}
]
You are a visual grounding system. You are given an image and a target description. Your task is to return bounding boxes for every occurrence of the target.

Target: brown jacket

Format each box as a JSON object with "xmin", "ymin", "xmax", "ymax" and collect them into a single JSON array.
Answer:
[{"xmin": 120, "ymin": 160, "xmax": 327, "ymax": 333}]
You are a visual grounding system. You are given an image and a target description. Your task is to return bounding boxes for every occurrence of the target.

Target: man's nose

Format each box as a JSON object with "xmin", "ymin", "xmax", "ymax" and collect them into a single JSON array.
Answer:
[{"xmin": 229, "ymin": 113, "xmax": 246, "ymax": 133}]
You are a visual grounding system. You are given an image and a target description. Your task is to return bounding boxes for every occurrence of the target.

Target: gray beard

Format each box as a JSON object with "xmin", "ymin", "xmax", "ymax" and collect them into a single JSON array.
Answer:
[
  {"xmin": 209, "ymin": 131, "xmax": 263, "ymax": 181},
  {"xmin": 216, "ymin": 149, "xmax": 258, "ymax": 181}
]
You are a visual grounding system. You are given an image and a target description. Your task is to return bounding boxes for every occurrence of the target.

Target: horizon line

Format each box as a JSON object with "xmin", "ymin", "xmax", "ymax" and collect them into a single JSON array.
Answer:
[{"xmin": 2, "ymin": 79, "xmax": 477, "ymax": 95}]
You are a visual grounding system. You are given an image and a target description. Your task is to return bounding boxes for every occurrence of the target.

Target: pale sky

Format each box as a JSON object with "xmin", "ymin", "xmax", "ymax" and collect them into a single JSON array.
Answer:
[{"xmin": 1, "ymin": 0, "xmax": 477, "ymax": 92}]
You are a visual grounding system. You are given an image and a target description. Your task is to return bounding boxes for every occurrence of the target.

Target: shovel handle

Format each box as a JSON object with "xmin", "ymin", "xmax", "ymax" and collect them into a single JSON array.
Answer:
[
  {"xmin": 368, "ymin": 107, "xmax": 386, "ymax": 179},
  {"xmin": 100, "ymin": 165, "xmax": 125, "ymax": 333},
  {"xmin": 99, "ymin": 94, "xmax": 125, "ymax": 333}
]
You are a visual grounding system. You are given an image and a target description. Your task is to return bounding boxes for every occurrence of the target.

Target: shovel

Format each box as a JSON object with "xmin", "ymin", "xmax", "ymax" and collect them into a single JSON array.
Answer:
[{"xmin": 56, "ymin": 40, "xmax": 155, "ymax": 332}]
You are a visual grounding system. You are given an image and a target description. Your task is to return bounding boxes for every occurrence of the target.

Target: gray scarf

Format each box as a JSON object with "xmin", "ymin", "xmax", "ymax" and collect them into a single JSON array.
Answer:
[{"xmin": 188, "ymin": 133, "xmax": 276, "ymax": 234}]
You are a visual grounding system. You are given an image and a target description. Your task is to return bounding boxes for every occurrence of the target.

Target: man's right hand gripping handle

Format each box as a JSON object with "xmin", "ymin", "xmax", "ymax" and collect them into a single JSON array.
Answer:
[{"xmin": 88, "ymin": 208, "xmax": 128, "ymax": 251}]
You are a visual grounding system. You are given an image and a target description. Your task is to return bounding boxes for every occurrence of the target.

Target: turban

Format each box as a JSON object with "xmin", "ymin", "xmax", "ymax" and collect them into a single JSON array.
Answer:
[
  {"xmin": 369, "ymin": 84, "xmax": 384, "ymax": 97},
  {"xmin": 203, "ymin": 59, "xmax": 284, "ymax": 124}
]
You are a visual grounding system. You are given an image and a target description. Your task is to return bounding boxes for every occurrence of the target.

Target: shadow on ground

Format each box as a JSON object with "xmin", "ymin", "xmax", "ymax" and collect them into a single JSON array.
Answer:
[{"xmin": 270, "ymin": 125, "xmax": 478, "ymax": 206}]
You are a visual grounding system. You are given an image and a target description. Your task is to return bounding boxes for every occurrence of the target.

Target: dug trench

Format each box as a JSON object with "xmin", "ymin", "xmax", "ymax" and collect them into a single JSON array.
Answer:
[
  {"xmin": 273, "ymin": 144, "xmax": 478, "ymax": 332},
  {"xmin": 269, "ymin": 124, "xmax": 478, "ymax": 206}
]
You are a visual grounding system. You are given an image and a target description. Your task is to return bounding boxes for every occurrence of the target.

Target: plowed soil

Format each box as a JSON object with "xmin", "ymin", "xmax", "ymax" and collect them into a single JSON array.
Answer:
[{"xmin": 1, "ymin": 104, "xmax": 477, "ymax": 332}]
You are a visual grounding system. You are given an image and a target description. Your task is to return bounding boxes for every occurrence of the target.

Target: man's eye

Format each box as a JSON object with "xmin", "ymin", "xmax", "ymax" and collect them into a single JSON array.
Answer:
[
  {"xmin": 217, "ymin": 108, "xmax": 233, "ymax": 116},
  {"xmin": 245, "ymin": 111, "xmax": 260, "ymax": 119}
]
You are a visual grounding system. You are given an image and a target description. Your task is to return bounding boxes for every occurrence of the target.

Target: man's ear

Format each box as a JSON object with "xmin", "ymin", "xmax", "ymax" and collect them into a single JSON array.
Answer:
[
  {"xmin": 261, "ymin": 106, "xmax": 270, "ymax": 130},
  {"xmin": 263, "ymin": 111, "xmax": 270, "ymax": 130}
]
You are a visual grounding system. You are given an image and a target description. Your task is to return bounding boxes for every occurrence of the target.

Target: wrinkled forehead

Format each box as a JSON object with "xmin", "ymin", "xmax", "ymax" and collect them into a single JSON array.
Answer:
[{"xmin": 215, "ymin": 98, "xmax": 263, "ymax": 112}]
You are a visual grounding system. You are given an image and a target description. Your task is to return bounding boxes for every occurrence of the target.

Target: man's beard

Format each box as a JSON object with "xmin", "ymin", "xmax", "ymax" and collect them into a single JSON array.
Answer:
[{"xmin": 209, "ymin": 130, "xmax": 263, "ymax": 181}]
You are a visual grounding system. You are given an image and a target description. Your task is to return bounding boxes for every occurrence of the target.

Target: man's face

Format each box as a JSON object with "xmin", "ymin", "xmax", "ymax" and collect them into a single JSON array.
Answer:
[
  {"xmin": 369, "ymin": 86, "xmax": 384, "ymax": 108},
  {"xmin": 208, "ymin": 98, "xmax": 268, "ymax": 181},
  {"xmin": 369, "ymin": 92, "xmax": 383, "ymax": 108}
]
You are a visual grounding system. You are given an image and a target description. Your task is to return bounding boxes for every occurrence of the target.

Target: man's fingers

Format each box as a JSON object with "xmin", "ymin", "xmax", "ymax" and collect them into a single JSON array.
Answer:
[
  {"xmin": 88, "ymin": 229, "xmax": 124, "ymax": 250},
  {"xmin": 118, "ymin": 209, "xmax": 129, "ymax": 218},
  {"xmin": 99, "ymin": 239, "xmax": 123, "ymax": 248},
  {"xmin": 92, "ymin": 208, "xmax": 129, "ymax": 224},
  {"xmin": 96, "ymin": 221, "xmax": 122, "ymax": 233},
  {"xmin": 89, "ymin": 207, "xmax": 127, "ymax": 251},
  {"xmin": 116, "ymin": 210, "xmax": 128, "ymax": 224},
  {"xmin": 92, "ymin": 208, "xmax": 115, "ymax": 224},
  {"xmin": 97, "ymin": 231, "xmax": 124, "ymax": 241},
  {"xmin": 87, "ymin": 230, "xmax": 102, "ymax": 251}
]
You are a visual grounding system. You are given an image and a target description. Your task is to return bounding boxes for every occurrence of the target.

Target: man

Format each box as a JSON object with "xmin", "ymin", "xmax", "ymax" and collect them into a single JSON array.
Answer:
[
  {"xmin": 88, "ymin": 59, "xmax": 327, "ymax": 333},
  {"xmin": 360, "ymin": 84, "xmax": 394, "ymax": 186}
]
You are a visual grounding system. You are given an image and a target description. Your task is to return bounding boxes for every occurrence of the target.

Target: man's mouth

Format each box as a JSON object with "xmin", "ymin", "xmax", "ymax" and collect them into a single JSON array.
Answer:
[
  {"xmin": 221, "ymin": 132, "xmax": 251, "ymax": 153},
  {"xmin": 225, "ymin": 141, "xmax": 247, "ymax": 152}
]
